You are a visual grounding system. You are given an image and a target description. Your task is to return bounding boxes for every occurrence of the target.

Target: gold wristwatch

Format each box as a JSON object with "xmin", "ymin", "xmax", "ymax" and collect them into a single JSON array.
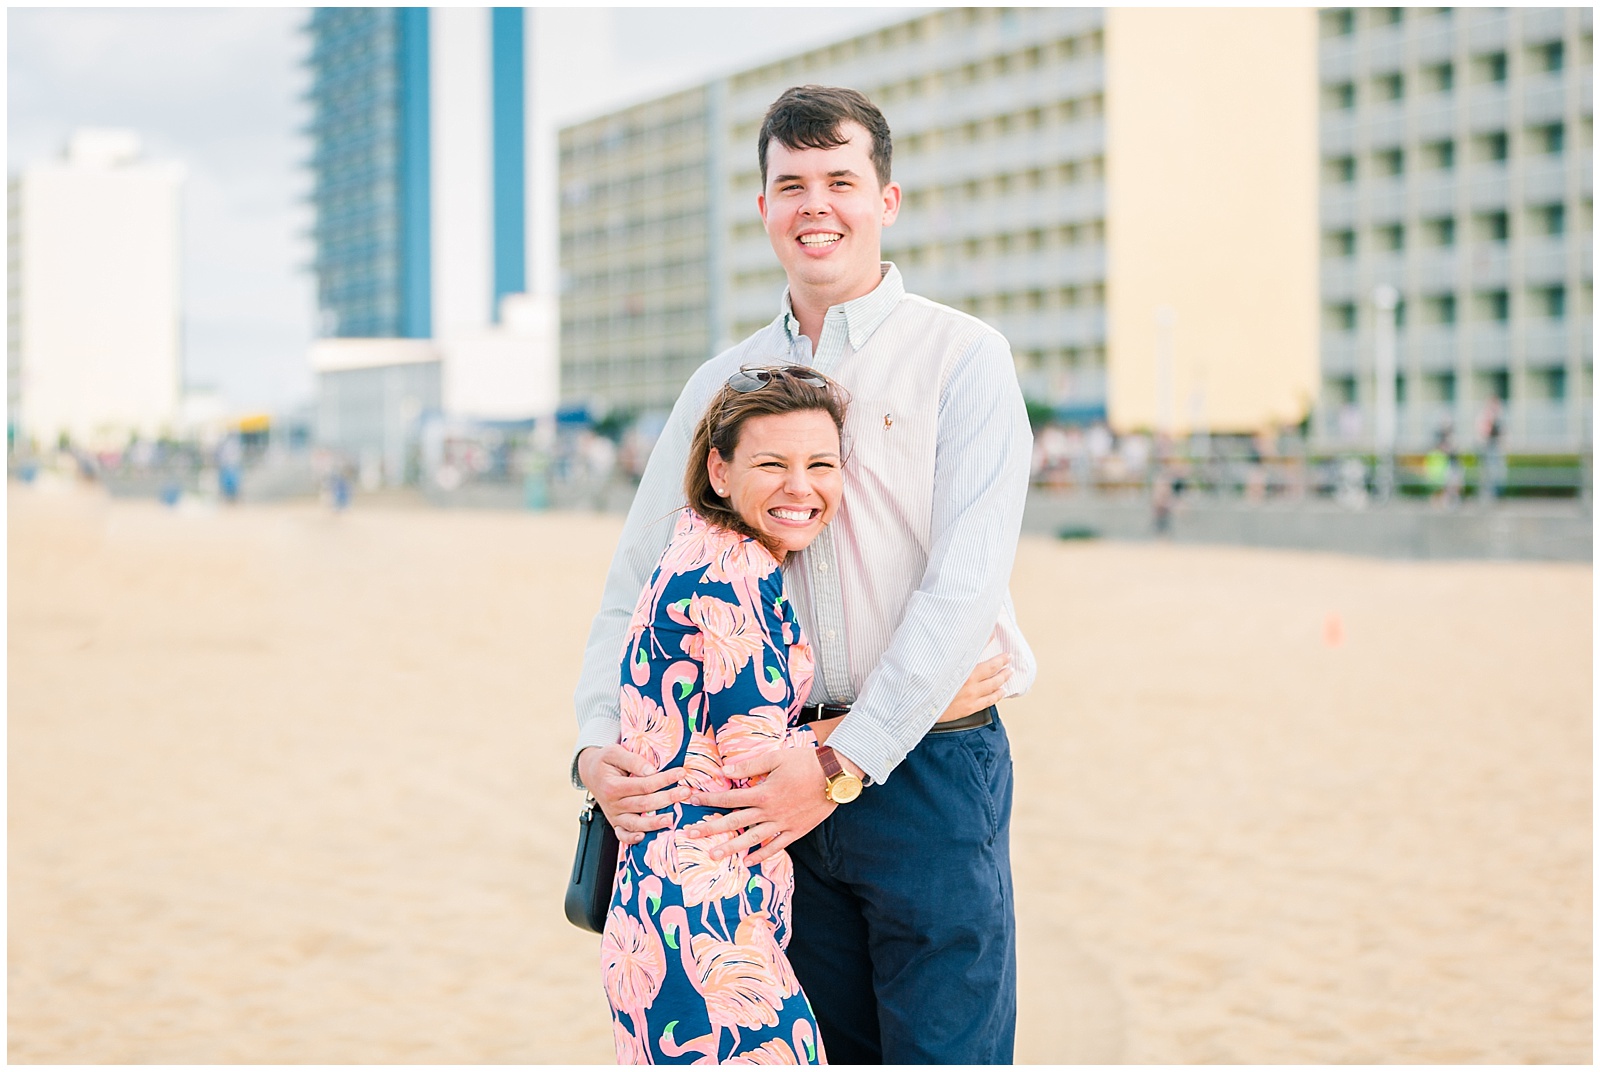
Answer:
[{"xmin": 816, "ymin": 745, "xmax": 864, "ymax": 804}]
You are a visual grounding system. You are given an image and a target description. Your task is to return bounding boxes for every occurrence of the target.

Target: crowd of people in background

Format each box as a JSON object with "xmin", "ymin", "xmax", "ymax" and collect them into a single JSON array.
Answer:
[{"xmin": 9, "ymin": 394, "xmax": 1572, "ymax": 515}]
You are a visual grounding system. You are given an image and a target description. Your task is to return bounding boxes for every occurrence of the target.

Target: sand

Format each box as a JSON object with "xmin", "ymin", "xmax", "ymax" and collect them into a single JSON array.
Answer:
[{"xmin": 7, "ymin": 481, "xmax": 1592, "ymax": 1063}]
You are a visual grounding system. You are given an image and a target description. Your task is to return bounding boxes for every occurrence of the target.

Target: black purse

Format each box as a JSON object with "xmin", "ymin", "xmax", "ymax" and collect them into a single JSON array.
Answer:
[{"xmin": 564, "ymin": 792, "xmax": 619, "ymax": 933}]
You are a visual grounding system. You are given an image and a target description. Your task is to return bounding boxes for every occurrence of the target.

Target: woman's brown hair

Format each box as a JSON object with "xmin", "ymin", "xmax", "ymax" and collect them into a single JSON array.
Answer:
[{"xmin": 684, "ymin": 367, "xmax": 849, "ymax": 554}]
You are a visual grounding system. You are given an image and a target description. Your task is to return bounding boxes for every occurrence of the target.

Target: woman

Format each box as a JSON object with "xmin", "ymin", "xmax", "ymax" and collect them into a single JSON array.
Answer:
[
  {"xmin": 600, "ymin": 366, "xmax": 1001, "ymax": 1064},
  {"xmin": 601, "ymin": 365, "xmax": 843, "ymax": 1065}
]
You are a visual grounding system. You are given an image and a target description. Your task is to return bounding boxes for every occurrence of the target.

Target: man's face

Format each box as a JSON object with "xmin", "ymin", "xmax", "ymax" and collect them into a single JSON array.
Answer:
[{"xmin": 758, "ymin": 122, "xmax": 901, "ymax": 302}]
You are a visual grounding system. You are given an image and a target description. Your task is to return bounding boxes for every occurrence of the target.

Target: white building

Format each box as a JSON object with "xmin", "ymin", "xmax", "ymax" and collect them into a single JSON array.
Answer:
[
  {"xmin": 1316, "ymin": 6, "xmax": 1593, "ymax": 451},
  {"xmin": 8, "ymin": 129, "xmax": 184, "ymax": 450}
]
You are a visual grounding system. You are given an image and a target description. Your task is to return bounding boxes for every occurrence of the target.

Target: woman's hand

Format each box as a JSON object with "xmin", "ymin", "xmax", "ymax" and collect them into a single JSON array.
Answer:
[{"xmin": 938, "ymin": 652, "xmax": 1012, "ymax": 723}]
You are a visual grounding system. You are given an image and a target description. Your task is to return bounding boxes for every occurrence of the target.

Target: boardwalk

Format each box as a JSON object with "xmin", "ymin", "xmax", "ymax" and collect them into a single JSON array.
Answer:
[{"xmin": 8, "ymin": 482, "xmax": 1591, "ymax": 1063}]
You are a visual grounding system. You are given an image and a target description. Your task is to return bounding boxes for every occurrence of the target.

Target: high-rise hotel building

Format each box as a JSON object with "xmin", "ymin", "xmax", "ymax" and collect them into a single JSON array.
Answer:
[
  {"xmin": 305, "ymin": 7, "xmax": 554, "ymax": 481},
  {"xmin": 8, "ymin": 130, "xmax": 184, "ymax": 450},
  {"xmin": 1316, "ymin": 6, "xmax": 1591, "ymax": 451},
  {"xmin": 559, "ymin": 8, "xmax": 1321, "ymax": 435}
]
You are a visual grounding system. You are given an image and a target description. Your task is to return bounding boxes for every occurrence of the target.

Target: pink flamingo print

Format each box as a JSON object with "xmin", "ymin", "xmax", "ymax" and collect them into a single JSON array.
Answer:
[
  {"xmin": 704, "ymin": 532, "xmax": 778, "ymax": 586},
  {"xmin": 601, "ymin": 904, "xmax": 666, "ymax": 1062},
  {"xmin": 626, "ymin": 511, "xmax": 724, "ymax": 681},
  {"xmin": 612, "ymin": 1014, "xmax": 652, "ymax": 1065},
  {"xmin": 683, "ymin": 725, "xmax": 732, "ymax": 795},
  {"xmin": 620, "ymin": 684, "xmax": 684, "ymax": 773},
  {"xmin": 726, "ymin": 1018, "xmax": 822, "ymax": 1065},
  {"xmin": 654, "ymin": 904, "xmax": 791, "ymax": 1062},
  {"xmin": 680, "ymin": 593, "xmax": 766, "ymax": 694},
  {"xmin": 717, "ymin": 707, "xmax": 788, "ymax": 775},
  {"xmin": 785, "ymin": 641, "xmax": 814, "ymax": 721},
  {"xmin": 672, "ymin": 828, "xmax": 750, "ymax": 909},
  {"xmin": 734, "ymin": 913, "xmax": 800, "ymax": 1001},
  {"xmin": 658, "ymin": 659, "xmax": 700, "ymax": 735},
  {"xmin": 753, "ymin": 848, "xmax": 795, "ymax": 939}
]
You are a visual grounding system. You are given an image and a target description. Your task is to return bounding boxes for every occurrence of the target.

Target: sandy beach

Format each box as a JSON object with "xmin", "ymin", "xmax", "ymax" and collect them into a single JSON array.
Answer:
[{"xmin": 8, "ymin": 481, "xmax": 1591, "ymax": 1063}]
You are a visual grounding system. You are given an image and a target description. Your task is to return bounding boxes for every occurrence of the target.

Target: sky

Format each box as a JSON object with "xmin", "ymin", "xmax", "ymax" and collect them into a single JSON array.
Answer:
[{"xmin": 7, "ymin": 6, "xmax": 911, "ymax": 414}]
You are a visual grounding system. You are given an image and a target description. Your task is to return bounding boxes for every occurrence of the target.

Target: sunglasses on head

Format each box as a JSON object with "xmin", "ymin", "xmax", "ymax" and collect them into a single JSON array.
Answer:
[{"xmin": 725, "ymin": 365, "xmax": 829, "ymax": 393}]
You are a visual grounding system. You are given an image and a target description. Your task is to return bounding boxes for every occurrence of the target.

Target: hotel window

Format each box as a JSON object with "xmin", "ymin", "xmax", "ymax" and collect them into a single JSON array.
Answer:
[
  {"xmin": 1531, "ymin": 285, "xmax": 1567, "ymax": 319},
  {"xmin": 1531, "ymin": 123, "xmax": 1565, "ymax": 155},
  {"xmin": 1476, "ymin": 289, "xmax": 1510, "ymax": 321},
  {"xmin": 1533, "ymin": 40, "xmax": 1565, "ymax": 73},
  {"xmin": 1329, "ymin": 302, "xmax": 1358, "ymax": 331},
  {"xmin": 1478, "ymin": 369, "xmax": 1510, "ymax": 401},
  {"xmin": 1475, "ymin": 51, "xmax": 1509, "ymax": 83},
  {"xmin": 1425, "ymin": 294, "xmax": 1458, "ymax": 324},
  {"xmin": 1322, "ymin": 9, "xmax": 1355, "ymax": 36},
  {"xmin": 1424, "ymin": 371, "xmax": 1456, "ymax": 403},
  {"xmin": 1422, "ymin": 139, "xmax": 1455, "ymax": 170},
  {"xmin": 1373, "ymin": 72, "xmax": 1404, "ymax": 101},
  {"xmin": 1474, "ymin": 210, "xmax": 1510, "ymax": 243},
  {"xmin": 1532, "ymin": 203, "xmax": 1566, "ymax": 236},
  {"xmin": 1423, "ymin": 62, "xmax": 1455, "ymax": 93},
  {"xmin": 1375, "ymin": 148, "xmax": 1405, "ymax": 177},
  {"xmin": 1326, "ymin": 82, "xmax": 1357, "ymax": 110},
  {"xmin": 1473, "ymin": 131, "xmax": 1509, "ymax": 162},
  {"xmin": 1327, "ymin": 155, "xmax": 1357, "ymax": 183},
  {"xmin": 1423, "ymin": 216, "xmax": 1457, "ymax": 247},
  {"xmin": 1327, "ymin": 229, "xmax": 1357, "ymax": 257},
  {"xmin": 1532, "ymin": 367, "xmax": 1568, "ymax": 401}
]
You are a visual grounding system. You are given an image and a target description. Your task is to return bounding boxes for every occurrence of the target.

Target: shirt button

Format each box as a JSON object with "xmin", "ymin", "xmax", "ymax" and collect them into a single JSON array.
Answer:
[
  {"xmin": 818, "ymin": 561, "xmax": 829, "ymax": 573},
  {"xmin": 825, "ymin": 629, "xmax": 836, "ymax": 641}
]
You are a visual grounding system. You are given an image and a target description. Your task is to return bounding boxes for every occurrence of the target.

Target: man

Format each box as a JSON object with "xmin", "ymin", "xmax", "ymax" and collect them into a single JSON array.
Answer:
[{"xmin": 572, "ymin": 85, "xmax": 1036, "ymax": 1063}]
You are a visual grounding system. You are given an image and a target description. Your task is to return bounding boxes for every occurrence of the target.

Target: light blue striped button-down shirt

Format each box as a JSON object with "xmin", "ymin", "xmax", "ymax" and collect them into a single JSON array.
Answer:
[{"xmin": 571, "ymin": 263, "xmax": 1036, "ymax": 786}]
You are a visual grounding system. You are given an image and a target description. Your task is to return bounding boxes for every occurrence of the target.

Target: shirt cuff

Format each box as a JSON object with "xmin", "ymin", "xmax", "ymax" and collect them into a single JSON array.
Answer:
[
  {"xmin": 820, "ymin": 711, "xmax": 925, "ymax": 787},
  {"xmin": 571, "ymin": 715, "xmax": 623, "ymax": 790}
]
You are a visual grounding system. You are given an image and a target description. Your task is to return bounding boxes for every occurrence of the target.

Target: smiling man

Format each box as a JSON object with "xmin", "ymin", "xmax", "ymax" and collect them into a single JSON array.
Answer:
[{"xmin": 571, "ymin": 85, "xmax": 1036, "ymax": 1063}]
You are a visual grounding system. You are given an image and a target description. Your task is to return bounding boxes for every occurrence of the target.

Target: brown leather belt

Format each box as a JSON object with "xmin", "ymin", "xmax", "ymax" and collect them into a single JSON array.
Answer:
[
  {"xmin": 795, "ymin": 704, "xmax": 995, "ymax": 734},
  {"xmin": 929, "ymin": 706, "xmax": 995, "ymax": 733},
  {"xmin": 795, "ymin": 703, "xmax": 852, "ymax": 726}
]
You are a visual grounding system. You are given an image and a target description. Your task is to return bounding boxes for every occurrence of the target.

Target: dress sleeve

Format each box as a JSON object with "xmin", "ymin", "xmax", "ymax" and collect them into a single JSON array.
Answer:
[{"xmin": 700, "ymin": 558, "xmax": 815, "ymax": 778}]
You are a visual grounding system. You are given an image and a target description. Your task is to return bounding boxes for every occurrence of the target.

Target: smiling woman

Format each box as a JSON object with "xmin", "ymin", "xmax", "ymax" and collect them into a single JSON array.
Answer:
[
  {"xmin": 683, "ymin": 366, "xmax": 849, "ymax": 562},
  {"xmin": 596, "ymin": 365, "xmax": 849, "ymax": 1063}
]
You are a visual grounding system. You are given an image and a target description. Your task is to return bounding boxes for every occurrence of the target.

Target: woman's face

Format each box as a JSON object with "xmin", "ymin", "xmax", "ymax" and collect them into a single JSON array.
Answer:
[{"xmin": 707, "ymin": 409, "xmax": 842, "ymax": 559}]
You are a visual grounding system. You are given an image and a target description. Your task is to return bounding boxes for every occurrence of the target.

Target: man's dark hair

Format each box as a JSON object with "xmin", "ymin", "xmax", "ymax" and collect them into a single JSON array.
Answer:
[{"xmin": 758, "ymin": 85, "xmax": 892, "ymax": 188}]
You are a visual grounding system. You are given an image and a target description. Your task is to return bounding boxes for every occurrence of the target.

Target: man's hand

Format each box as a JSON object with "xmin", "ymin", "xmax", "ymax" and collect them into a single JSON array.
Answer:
[
  {"xmin": 684, "ymin": 746, "xmax": 836, "ymax": 866},
  {"xmin": 940, "ymin": 652, "xmax": 1011, "ymax": 722},
  {"xmin": 576, "ymin": 744, "xmax": 688, "ymax": 845}
]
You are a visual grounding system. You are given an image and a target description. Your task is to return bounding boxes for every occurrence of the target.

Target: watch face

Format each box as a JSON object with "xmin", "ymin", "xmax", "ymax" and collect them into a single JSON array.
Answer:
[{"xmin": 828, "ymin": 774, "xmax": 864, "ymax": 804}]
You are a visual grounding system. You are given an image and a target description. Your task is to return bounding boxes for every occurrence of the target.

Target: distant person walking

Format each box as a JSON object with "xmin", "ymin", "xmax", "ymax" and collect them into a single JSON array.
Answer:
[{"xmin": 1477, "ymin": 396, "xmax": 1506, "ymax": 502}]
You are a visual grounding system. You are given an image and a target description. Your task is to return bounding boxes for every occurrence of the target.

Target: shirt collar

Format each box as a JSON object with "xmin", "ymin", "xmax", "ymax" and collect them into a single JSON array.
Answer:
[{"xmin": 779, "ymin": 262, "xmax": 904, "ymax": 351}]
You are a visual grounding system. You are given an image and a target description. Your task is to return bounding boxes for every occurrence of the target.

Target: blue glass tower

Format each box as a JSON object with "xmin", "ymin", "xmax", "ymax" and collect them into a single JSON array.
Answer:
[
  {"xmin": 490, "ymin": 7, "xmax": 526, "ymax": 320},
  {"xmin": 307, "ymin": 7, "xmax": 432, "ymax": 339}
]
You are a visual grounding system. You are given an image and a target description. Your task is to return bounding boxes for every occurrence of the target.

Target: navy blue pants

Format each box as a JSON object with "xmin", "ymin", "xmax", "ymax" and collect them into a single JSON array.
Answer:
[{"xmin": 786, "ymin": 710, "xmax": 1016, "ymax": 1064}]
